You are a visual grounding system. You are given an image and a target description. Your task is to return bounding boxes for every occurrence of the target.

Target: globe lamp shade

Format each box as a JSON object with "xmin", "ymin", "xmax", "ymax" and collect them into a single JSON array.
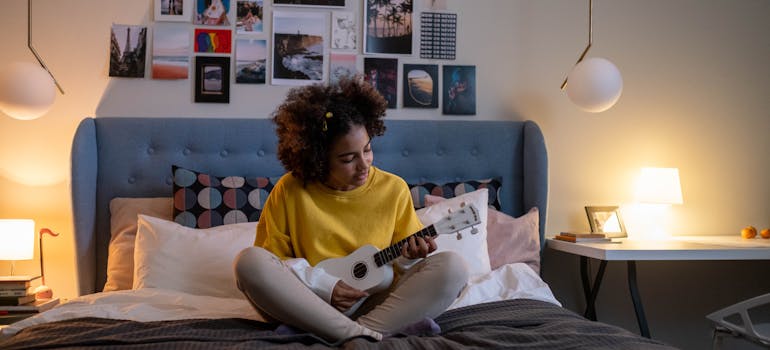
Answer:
[
  {"xmin": 0, "ymin": 62, "xmax": 56, "ymax": 120},
  {"xmin": 566, "ymin": 57, "xmax": 623, "ymax": 113}
]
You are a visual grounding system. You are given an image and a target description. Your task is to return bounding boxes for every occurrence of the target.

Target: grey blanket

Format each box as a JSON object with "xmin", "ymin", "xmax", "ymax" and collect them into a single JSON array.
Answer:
[{"xmin": 0, "ymin": 299, "xmax": 678, "ymax": 349}]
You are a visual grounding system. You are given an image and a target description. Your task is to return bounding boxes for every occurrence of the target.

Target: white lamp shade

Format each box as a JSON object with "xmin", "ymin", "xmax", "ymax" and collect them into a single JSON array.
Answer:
[
  {"xmin": 0, "ymin": 219, "xmax": 35, "ymax": 260},
  {"xmin": 635, "ymin": 167, "xmax": 684, "ymax": 205},
  {"xmin": 566, "ymin": 57, "xmax": 623, "ymax": 113},
  {"xmin": 0, "ymin": 62, "xmax": 56, "ymax": 120}
]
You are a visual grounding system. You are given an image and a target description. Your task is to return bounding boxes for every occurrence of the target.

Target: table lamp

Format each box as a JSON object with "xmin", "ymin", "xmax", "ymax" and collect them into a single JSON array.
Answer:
[
  {"xmin": 634, "ymin": 167, "xmax": 683, "ymax": 239},
  {"xmin": 0, "ymin": 219, "xmax": 35, "ymax": 275}
]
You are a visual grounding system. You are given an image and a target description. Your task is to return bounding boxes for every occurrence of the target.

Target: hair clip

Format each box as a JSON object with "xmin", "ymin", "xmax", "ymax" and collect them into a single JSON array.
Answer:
[{"xmin": 322, "ymin": 112, "xmax": 333, "ymax": 131}]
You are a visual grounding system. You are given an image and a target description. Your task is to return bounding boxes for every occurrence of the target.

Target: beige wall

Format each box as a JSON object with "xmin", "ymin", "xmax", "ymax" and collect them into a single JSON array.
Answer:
[{"xmin": 1, "ymin": 1, "xmax": 768, "ymax": 349}]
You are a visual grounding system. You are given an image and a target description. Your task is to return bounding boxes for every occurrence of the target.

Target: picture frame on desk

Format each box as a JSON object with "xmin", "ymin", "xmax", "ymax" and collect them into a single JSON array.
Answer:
[{"xmin": 585, "ymin": 205, "xmax": 627, "ymax": 238}]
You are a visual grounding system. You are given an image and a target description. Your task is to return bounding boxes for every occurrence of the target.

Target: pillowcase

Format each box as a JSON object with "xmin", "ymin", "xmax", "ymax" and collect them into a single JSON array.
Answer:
[
  {"xmin": 486, "ymin": 207, "xmax": 540, "ymax": 273},
  {"xmin": 416, "ymin": 189, "xmax": 491, "ymax": 278},
  {"xmin": 409, "ymin": 177, "xmax": 502, "ymax": 210},
  {"xmin": 133, "ymin": 214, "xmax": 257, "ymax": 299},
  {"xmin": 105, "ymin": 197, "xmax": 173, "ymax": 292},
  {"xmin": 172, "ymin": 165, "xmax": 277, "ymax": 229}
]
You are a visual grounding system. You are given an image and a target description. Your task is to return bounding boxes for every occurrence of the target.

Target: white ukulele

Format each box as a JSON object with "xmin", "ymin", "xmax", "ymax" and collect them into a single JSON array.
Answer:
[{"xmin": 316, "ymin": 203, "xmax": 481, "ymax": 315}]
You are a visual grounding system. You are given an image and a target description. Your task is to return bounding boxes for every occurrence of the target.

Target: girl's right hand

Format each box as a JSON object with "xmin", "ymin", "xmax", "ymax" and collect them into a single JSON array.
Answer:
[{"xmin": 331, "ymin": 280, "xmax": 368, "ymax": 312}]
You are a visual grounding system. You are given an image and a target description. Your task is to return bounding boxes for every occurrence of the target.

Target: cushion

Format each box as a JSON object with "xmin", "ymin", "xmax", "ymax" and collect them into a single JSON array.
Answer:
[
  {"xmin": 408, "ymin": 177, "xmax": 502, "ymax": 210},
  {"xmin": 105, "ymin": 197, "xmax": 173, "ymax": 292},
  {"xmin": 428, "ymin": 192, "xmax": 541, "ymax": 273},
  {"xmin": 133, "ymin": 214, "xmax": 257, "ymax": 299},
  {"xmin": 172, "ymin": 165, "xmax": 277, "ymax": 228},
  {"xmin": 416, "ymin": 189, "xmax": 490, "ymax": 277}
]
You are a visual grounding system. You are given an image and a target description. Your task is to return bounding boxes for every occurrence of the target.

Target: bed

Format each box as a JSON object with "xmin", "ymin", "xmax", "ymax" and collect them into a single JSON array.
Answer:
[{"xmin": 0, "ymin": 117, "xmax": 676, "ymax": 349}]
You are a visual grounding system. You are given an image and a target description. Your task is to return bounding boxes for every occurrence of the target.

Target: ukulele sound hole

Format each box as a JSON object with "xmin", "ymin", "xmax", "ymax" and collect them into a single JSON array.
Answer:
[{"xmin": 352, "ymin": 262, "xmax": 368, "ymax": 279}]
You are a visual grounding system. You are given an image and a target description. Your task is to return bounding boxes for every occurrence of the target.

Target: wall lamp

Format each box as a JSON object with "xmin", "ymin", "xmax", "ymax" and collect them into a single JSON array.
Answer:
[
  {"xmin": 0, "ymin": 0, "xmax": 65, "ymax": 121},
  {"xmin": 561, "ymin": 0, "xmax": 622, "ymax": 113}
]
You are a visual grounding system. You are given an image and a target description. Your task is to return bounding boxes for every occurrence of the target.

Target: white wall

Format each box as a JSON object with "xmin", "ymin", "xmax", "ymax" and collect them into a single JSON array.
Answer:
[{"xmin": 1, "ymin": 1, "xmax": 769, "ymax": 349}]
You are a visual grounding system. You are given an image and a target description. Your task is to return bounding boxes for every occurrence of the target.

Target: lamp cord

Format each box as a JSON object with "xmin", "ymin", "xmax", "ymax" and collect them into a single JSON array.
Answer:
[
  {"xmin": 560, "ymin": 0, "xmax": 594, "ymax": 90},
  {"xmin": 27, "ymin": 0, "xmax": 64, "ymax": 94}
]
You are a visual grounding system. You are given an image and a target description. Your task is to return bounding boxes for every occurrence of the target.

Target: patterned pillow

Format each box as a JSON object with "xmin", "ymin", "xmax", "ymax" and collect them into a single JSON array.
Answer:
[
  {"xmin": 172, "ymin": 165, "xmax": 278, "ymax": 228},
  {"xmin": 408, "ymin": 177, "xmax": 502, "ymax": 210}
]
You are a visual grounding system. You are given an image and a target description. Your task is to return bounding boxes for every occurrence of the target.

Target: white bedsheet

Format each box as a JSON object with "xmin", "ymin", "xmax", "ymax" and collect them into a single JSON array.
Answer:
[{"xmin": 1, "ymin": 262, "xmax": 560, "ymax": 337}]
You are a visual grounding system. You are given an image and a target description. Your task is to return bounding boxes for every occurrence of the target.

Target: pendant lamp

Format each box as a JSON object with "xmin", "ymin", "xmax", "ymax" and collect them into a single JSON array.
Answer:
[
  {"xmin": 561, "ymin": 0, "xmax": 622, "ymax": 113},
  {"xmin": 0, "ymin": 0, "xmax": 64, "ymax": 121}
]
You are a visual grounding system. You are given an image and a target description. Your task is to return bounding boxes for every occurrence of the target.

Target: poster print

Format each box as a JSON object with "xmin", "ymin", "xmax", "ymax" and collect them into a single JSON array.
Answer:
[
  {"xmin": 364, "ymin": 0, "xmax": 413, "ymax": 55},
  {"xmin": 195, "ymin": 56, "xmax": 230, "ymax": 103},
  {"xmin": 109, "ymin": 24, "xmax": 147, "ymax": 78},
  {"xmin": 235, "ymin": 38, "xmax": 267, "ymax": 84},
  {"xmin": 152, "ymin": 25, "xmax": 190, "ymax": 79},
  {"xmin": 194, "ymin": 28, "xmax": 232, "ymax": 53},
  {"xmin": 364, "ymin": 57, "xmax": 397, "ymax": 109},
  {"xmin": 195, "ymin": 0, "xmax": 231, "ymax": 26},
  {"xmin": 331, "ymin": 11, "xmax": 356, "ymax": 50},
  {"xmin": 442, "ymin": 65, "xmax": 476, "ymax": 115},
  {"xmin": 155, "ymin": 0, "xmax": 192, "ymax": 22},
  {"xmin": 273, "ymin": 0, "xmax": 345, "ymax": 7},
  {"xmin": 272, "ymin": 11, "xmax": 326, "ymax": 86},
  {"xmin": 236, "ymin": 0, "xmax": 263, "ymax": 33},
  {"xmin": 329, "ymin": 53, "xmax": 357, "ymax": 84},
  {"xmin": 403, "ymin": 64, "xmax": 437, "ymax": 108}
]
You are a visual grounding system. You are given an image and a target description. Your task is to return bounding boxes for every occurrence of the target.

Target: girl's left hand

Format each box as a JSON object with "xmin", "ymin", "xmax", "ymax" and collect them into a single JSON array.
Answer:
[{"xmin": 401, "ymin": 235, "xmax": 437, "ymax": 259}]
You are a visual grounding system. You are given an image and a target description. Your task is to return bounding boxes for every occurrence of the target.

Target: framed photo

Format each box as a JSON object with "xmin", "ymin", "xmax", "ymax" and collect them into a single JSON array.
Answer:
[
  {"xmin": 585, "ymin": 206, "xmax": 627, "ymax": 238},
  {"xmin": 364, "ymin": 57, "xmax": 397, "ymax": 109},
  {"xmin": 109, "ymin": 24, "xmax": 147, "ymax": 78},
  {"xmin": 195, "ymin": 56, "xmax": 230, "ymax": 103},
  {"xmin": 154, "ymin": 0, "xmax": 193, "ymax": 22},
  {"xmin": 403, "ymin": 64, "xmax": 438, "ymax": 108},
  {"xmin": 195, "ymin": 0, "xmax": 231, "ymax": 26},
  {"xmin": 364, "ymin": 0, "xmax": 413, "ymax": 55},
  {"xmin": 273, "ymin": 0, "xmax": 345, "ymax": 7},
  {"xmin": 271, "ymin": 11, "xmax": 327, "ymax": 86},
  {"xmin": 236, "ymin": 0, "xmax": 264, "ymax": 34},
  {"xmin": 235, "ymin": 38, "xmax": 267, "ymax": 84},
  {"xmin": 442, "ymin": 65, "xmax": 476, "ymax": 115},
  {"xmin": 152, "ymin": 24, "xmax": 191, "ymax": 79},
  {"xmin": 194, "ymin": 28, "xmax": 232, "ymax": 53}
]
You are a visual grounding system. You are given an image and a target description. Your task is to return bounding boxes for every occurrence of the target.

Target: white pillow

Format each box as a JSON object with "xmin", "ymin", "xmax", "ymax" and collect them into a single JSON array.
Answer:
[
  {"xmin": 416, "ymin": 189, "xmax": 491, "ymax": 277},
  {"xmin": 133, "ymin": 215, "xmax": 257, "ymax": 299},
  {"xmin": 106, "ymin": 197, "xmax": 173, "ymax": 292}
]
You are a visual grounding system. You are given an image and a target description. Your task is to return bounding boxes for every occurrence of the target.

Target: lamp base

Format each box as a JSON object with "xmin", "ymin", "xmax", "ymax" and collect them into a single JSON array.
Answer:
[{"xmin": 34, "ymin": 285, "xmax": 53, "ymax": 300}]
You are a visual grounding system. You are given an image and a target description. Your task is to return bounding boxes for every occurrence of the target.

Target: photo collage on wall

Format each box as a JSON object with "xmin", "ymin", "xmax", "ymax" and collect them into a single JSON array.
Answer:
[{"xmin": 108, "ymin": 0, "xmax": 475, "ymax": 114}]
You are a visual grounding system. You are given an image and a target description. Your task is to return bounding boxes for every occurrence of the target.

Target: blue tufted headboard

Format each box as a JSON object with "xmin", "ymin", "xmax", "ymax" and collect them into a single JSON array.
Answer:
[{"xmin": 71, "ymin": 117, "xmax": 548, "ymax": 296}]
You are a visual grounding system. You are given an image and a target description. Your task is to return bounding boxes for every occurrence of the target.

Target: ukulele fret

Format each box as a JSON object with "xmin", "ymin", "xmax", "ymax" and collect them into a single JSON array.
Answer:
[{"xmin": 373, "ymin": 225, "xmax": 437, "ymax": 267}]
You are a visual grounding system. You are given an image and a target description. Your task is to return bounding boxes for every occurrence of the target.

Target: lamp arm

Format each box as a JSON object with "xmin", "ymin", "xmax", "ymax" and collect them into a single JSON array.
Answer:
[
  {"xmin": 38, "ymin": 228, "xmax": 59, "ymax": 286},
  {"xmin": 560, "ymin": 0, "xmax": 594, "ymax": 91},
  {"xmin": 27, "ymin": 0, "xmax": 64, "ymax": 94}
]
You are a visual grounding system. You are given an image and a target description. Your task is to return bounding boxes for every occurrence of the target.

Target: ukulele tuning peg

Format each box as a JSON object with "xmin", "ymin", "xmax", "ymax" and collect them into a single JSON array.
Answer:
[
  {"xmin": 447, "ymin": 208, "xmax": 453, "ymax": 214},
  {"xmin": 456, "ymin": 232, "xmax": 463, "ymax": 240},
  {"xmin": 460, "ymin": 201, "xmax": 467, "ymax": 207},
  {"xmin": 471, "ymin": 227, "xmax": 479, "ymax": 235}
]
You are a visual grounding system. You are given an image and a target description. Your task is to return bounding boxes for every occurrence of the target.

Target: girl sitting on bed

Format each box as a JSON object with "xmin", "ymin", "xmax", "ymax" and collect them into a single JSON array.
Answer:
[{"xmin": 233, "ymin": 76, "xmax": 468, "ymax": 343}]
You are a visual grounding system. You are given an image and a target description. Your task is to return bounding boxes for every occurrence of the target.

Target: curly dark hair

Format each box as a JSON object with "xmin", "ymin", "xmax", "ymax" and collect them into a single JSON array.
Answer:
[{"xmin": 273, "ymin": 75, "xmax": 387, "ymax": 184}]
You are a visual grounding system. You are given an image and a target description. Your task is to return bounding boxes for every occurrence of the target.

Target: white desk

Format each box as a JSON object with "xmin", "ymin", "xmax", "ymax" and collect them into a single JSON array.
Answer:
[{"xmin": 546, "ymin": 236, "xmax": 770, "ymax": 338}]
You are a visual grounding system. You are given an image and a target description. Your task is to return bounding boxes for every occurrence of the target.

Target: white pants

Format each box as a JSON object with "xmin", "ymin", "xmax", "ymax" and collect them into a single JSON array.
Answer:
[{"xmin": 233, "ymin": 246, "xmax": 468, "ymax": 343}]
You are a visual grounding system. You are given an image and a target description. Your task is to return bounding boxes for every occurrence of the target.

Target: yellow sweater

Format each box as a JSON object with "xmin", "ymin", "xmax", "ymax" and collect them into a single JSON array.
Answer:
[{"xmin": 255, "ymin": 166, "xmax": 423, "ymax": 266}]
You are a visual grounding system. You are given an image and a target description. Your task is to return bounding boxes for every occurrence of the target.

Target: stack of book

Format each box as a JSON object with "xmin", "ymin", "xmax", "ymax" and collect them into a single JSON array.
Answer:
[
  {"xmin": 554, "ymin": 232, "xmax": 612, "ymax": 243},
  {"xmin": 0, "ymin": 275, "xmax": 59, "ymax": 313}
]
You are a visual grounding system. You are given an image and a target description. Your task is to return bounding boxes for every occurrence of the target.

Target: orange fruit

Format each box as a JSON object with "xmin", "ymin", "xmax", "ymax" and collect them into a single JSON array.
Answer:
[
  {"xmin": 761, "ymin": 228, "xmax": 770, "ymax": 239},
  {"xmin": 741, "ymin": 226, "xmax": 757, "ymax": 239}
]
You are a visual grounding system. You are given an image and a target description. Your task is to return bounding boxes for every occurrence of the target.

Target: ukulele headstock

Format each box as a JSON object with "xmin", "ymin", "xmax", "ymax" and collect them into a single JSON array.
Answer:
[{"xmin": 432, "ymin": 203, "xmax": 481, "ymax": 239}]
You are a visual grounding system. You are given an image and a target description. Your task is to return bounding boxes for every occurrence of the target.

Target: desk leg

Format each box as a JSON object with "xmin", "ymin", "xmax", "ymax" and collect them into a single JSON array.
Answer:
[
  {"xmin": 627, "ymin": 261, "xmax": 651, "ymax": 338},
  {"xmin": 580, "ymin": 257, "xmax": 607, "ymax": 321}
]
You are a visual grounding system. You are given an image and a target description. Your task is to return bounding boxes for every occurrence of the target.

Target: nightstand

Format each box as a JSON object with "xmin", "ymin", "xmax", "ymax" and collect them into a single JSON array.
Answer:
[{"xmin": 547, "ymin": 236, "xmax": 770, "ymax": 339}]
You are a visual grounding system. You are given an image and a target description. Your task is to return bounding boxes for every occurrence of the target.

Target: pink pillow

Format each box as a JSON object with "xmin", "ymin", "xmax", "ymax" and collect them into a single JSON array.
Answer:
[{"xmin": 425, "ymin": 194, "xmax": 540, "ymax": 273}]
